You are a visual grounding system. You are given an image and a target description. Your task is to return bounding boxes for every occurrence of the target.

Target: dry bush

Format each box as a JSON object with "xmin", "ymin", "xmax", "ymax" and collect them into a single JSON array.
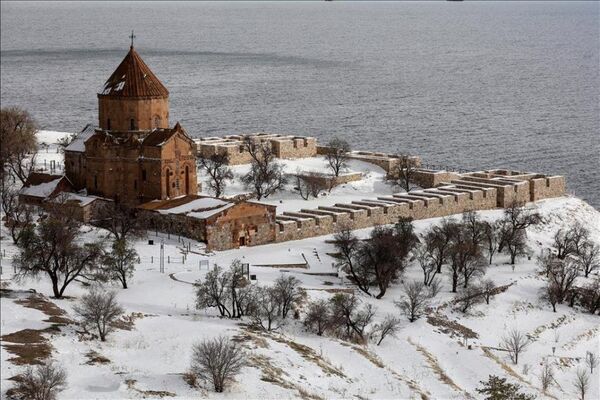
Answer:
[
  {"xmin": 74, "ymin": 288, "xmax": 123, "ymax": 341},
  {"xmin": 9, "ymin": 361, "xmax": 67, "ymax": 400},
  {"xmin": 190, "ymin": 336, "xmax": 246, "ymax": 393}
]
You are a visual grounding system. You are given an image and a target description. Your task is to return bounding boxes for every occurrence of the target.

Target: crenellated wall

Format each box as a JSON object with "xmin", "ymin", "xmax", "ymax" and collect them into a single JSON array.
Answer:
[{"xmin": 195, "ymin": 133, "xmax": 317, "ymax": 165}]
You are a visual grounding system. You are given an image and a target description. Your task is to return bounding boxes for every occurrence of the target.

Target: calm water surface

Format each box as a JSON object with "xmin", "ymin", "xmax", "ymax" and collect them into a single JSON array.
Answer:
[{"xmin": 1, "ymin": 1, "xmax": 598, "ymax": 207}]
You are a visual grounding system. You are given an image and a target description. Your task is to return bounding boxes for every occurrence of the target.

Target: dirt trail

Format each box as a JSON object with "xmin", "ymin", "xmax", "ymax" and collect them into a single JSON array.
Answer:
[{"xmin": 408, "ymin": 337, "xmax": 474, "ymax": 399}]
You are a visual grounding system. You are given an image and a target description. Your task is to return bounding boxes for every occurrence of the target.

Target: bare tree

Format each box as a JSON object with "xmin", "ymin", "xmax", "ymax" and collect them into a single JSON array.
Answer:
[
  {"xmin": 455, "ymin": 284, "xmax": 484, "ymax": 313},
  {"xmin": 324, "ymin": 137, "xmax": 351, "ymax": 177},
  {"xmin": 385, "ymin": 155, "xmax": 419, "ymax": 192},
  {"xmin": 577, "ymin": 242, "xmax": 600, "ymax": 278},
  {"xmin": 579, "ymin": 276, "xmax": 600, "ymax": 315},
  {"xmin": 294, "ymin": 172, "xmax": 328, "ymax": 200},
  {"xmin": 498, "ymin": 203, "xmax": 541, "ymax": 264},
  {"xmin": 328, "ymin": 293, "xmax": 375, "ymax": 342},
  {"xmin": 447, "ymin": 225, "xmax": 486, "ymax": 292},
  {"xmin": 249, "ymin": 286, "xmax": 282, "ymax": 331},
  {"xmin": 1, "ymin": 186, "xmax": 36, "ymax": 244},
  {"xmin": 14, "ymin": 206, "xmax": 104, "ymax": 298},
  {"xmin": 273, "ymin": 275, "xmax": 304, "ymax": 319},
  {"xmin": 195, "ymin": 265, "xmax": 230, "ymax": 317},
  {"xmin": 241, "ymin": 138, "xmax": 286, "ymax": 200},
  {"xmin": 573, "ymin": 368, "xmax": 590, "ymax": 400},
  {"xmin": 11, "ymin": 361, "xmax": 67, "ymax": 400},
  {"xmin": 74, "ymin": 288, "xmax": 124, "ymax": 341},
  {"xmin": 333, "ymin": 227, "xmax": 371, "ymax": 296},
  {"xmin": 190, "ymin": 336, "xmax": 246, "ymax": 393},
  {"xmin": 500, "ymin": 329, "xmax": 530, "ymax": 365},
  {"xmin": 481, "ymin": 279, "xmax": 496, "ymax": 305},
  {"xmin": 552, "ymin": 228, "xmax": 578, "ymax": 260},
  {"xmin": 1, "ymin": 106, "xmax": 39, "ymax": 184},
  {"xmin": 424, "ymin": 218, "xmax": 458, "ymax": 274},
  {"xmin": 585, "ymin": 351, "xmax": 598, "ymax": 374},
  {"xmin": 482, "ymin": 220, "xmax": 501, "ymax": 264},
  {"xmin": 101, "ymin": 238, "xmax": 139, "ymax": 289},
  {"xmin": 304, "ymin": 299, "xmax": 331, "ymax": 336},
  {"xmin": 539, "ymin": 362, "xmax": 555, "ymax": 394},
  {"xmin": 416, "ymin": 243, "xmax": 437, "ymax": 286},
  {"xmin": 395, "ymin": 280, "xmax": 430, "ymax": 322},
  {"xmin": 198, "ymin": 153, "xmax": 233, "ymax": 198},
  {"xmin": 541, "ymin": 281, "xmax": 562, "ymax": 313},
  {"xmin": 372, "ymin": 314, "xmax": 401, "ymax": 346},
  {"xmin": 361, "ymin": 224, "xmax": 412, "ymax": 298},
  {"xmin": 95, "ymin": 202, "xmax": 142, "ymax": 241},
  {"xmin": 539, "ymin": 255, "xmax": 580, "ymax": 305}
]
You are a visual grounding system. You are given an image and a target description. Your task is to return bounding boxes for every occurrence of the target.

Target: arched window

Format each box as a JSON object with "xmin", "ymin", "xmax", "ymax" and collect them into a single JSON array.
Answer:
[
  {"xmin": 165, "ymin": 169, "xmax": 171, "ymax": 198},
  {"xmin": 185, "ymin": 166, "xmax": 190, "ymax": 194},
  {"xmin": 130, "ymin": 118, "xmax": 136, "ymax": 130},
  {"xmin": 153, "ymin": 115, "xmax": 161, "ymax": 129}
]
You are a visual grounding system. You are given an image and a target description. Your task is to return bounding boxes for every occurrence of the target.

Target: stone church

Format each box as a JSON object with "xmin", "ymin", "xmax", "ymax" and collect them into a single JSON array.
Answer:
[{"xmin": 65, "ymin": 44, "xmax": 198, "ymax": 205}]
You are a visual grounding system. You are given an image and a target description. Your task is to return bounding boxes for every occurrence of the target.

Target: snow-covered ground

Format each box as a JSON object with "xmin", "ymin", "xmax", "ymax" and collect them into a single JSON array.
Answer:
[{"xmin": 1, "ymin": 131, "xmax": 599, "ymax": 399}]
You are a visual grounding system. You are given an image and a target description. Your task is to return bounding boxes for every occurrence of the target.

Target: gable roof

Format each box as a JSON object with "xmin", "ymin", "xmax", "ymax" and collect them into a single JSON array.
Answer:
[
  {"xmin": 99, "ymin": 46, "xmax": 169, "ymax": 98},
  {"xmin": 138, "ymin": 195, "xmax": 234, "ymax": 219},
  {"xmin": 20, "ymin": 174, "xmax": 72, "ymax": 199},
  {"xmin": 24, "ymin": 173, "xmax": 64, "ymax": 187},
  {"xmin": 65, "ymin": 124, "xmax": 96, "ymax": 153},
  {"xmin": 142, "ymin": 122, "xmax": 192, "ymax": 147}
]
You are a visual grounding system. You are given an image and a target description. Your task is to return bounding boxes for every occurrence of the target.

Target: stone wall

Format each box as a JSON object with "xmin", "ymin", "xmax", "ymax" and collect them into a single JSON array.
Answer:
[
  {"xmin": 273, "ymin": 182, "xmax": 503, "ymax": 243},
  {"xmin": 195, "ymin": 133, "xmax": 317, "ymax": 165},
  {"xmin": 98, "ymin": 96, "xmax": 169, "ymax": 132},
  {"xmin": 316, "ymin": 149, "xmax": 421, "ymax": 173}
]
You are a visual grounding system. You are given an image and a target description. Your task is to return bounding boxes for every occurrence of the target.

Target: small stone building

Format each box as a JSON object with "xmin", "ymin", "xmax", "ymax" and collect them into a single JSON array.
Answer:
[
  {"xmin": 19, "ymin": 173, "xmax": 74, "ymax": 205},
  {"xmin": 137, "ymin": 195, "xmax": 277, "ymax": 251}
]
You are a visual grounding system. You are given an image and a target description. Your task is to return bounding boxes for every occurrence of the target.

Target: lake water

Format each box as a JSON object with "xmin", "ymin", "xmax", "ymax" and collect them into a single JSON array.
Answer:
[{"xmin": 1, "ymin": 1, "xmax": 598, "ymax": 208}]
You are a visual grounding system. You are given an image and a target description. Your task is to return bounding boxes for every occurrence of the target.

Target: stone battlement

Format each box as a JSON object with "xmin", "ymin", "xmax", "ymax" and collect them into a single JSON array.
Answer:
[
  {"xmin": 195, "ymin": 133, "xmax": 317, "ymax": 165},
  {"xmin": 273, "ymin": 169, "xmax": 565, "ymax": 244}
]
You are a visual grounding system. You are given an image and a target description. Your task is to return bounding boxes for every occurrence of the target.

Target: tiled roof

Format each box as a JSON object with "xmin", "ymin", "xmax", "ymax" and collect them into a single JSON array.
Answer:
[{"xmin": 99, "ymin": 46, "xmax": 169, "ymax": 98}]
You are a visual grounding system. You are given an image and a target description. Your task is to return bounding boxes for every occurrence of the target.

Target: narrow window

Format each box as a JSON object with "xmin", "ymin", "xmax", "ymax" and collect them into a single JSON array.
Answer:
[
  {"xmin": 107, "ymin": 118, "xmax": 111, "ymax": 130},
  {"xmin": 94, "ymin": 175, "xmax": 98, "ymax": 189},
  {"xmin": 134, "ymin": 179, "xmax": 137, "ymax": 190},
  {"xmin": 130, "ymin": 119, "xmax": 136, "ymax": 130},
  {"xmin": 142, "ymin": 170, "xmax": 147, "ymax": 181}
]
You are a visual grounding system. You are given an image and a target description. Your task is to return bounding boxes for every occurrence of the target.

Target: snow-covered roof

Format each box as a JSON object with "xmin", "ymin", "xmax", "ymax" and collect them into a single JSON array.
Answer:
[
  {"xmin": 65, "ymin": 124, "xmax": 96, "ymax": 152},
  {"xmin": 20, "ymin": 178, "xmax": 64, "ymax": 198},
  {"xmin": 51, "ymin": 193, "xmax": 100, "ymax": 207},
  {"xmin": 158, "ymin": 198, "xmax": 235, "ymax": 220}
]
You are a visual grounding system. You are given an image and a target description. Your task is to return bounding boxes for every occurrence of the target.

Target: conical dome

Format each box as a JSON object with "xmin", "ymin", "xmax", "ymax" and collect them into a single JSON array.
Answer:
[{"xmin": 99, "ymin": 47, "xmax": 169, "ymax": 98}]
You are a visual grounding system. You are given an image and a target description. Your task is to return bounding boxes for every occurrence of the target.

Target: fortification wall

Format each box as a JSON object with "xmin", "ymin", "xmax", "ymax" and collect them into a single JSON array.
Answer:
[
  {"xmin": 195, "ymin": 134, "xmax": 317, "ymax": 165},
  {"xmin": 273, "ymin": 182, "xmax": 507, "ymax": 243},
  {"xmin": 412, "ymin": 169, "xmax": 461, "ymax": 189}
]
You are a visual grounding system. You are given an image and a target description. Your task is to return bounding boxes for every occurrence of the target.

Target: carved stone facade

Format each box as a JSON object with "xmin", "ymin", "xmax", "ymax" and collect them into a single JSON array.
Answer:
[{"xmin": 64, "ymin": 46, "xmax": 197, "ymax": 205}]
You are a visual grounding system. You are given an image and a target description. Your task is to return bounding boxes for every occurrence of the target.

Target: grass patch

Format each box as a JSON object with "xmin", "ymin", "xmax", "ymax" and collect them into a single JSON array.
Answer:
[
  {"xmin": 84, "ymin": 350, "xmax": 111, "ymax": 365},
  {"xmin": 15, "ymin": 293, "xmax": 72, "ymax": 325},
  {"xmin": 426, "ymin": 314, "xmax": 478, "ymax": 340},
  {"xmin": 269, "ymin": 335, "xmax": 347, "ymax": 379},
  {"xmin": 125, "ymin": 379, "xmax": 176, "ymax": 398}
]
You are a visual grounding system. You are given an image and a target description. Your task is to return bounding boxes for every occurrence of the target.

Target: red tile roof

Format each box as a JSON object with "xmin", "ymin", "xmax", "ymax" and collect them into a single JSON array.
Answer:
[{"xmin": 99, "ymin": 46, "xmax": 169, "ymax": 98}]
